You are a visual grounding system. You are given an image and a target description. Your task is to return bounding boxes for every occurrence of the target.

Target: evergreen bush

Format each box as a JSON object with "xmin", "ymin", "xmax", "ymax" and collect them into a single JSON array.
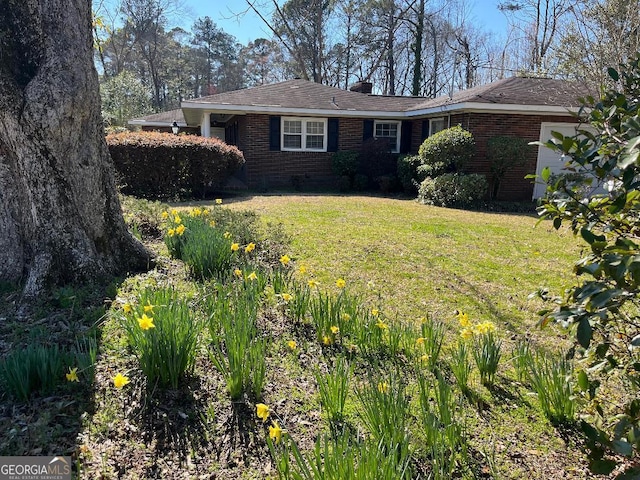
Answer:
[
  {"xmin": 417, "ymin": 125, "xmax": 475, "ymax": 177},
  {"xmin": 418, "ymin": 173, "xmax": 487, "ymax": 207},
  {"xmin": 107, "ymin": 131, "xmax": 244, "ymax": 199}
]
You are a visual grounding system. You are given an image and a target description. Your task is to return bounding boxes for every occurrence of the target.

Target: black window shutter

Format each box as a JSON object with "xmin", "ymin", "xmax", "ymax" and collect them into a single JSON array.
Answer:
[
  {"xmin": 363, "ymin": 119, "xmax": 374, "ymax": 141},
  {"xmin": 400, "ymin": 120, "xmax": 412, "ymax": 153},
  {"xmin": 327, "ymin": 118, "xmax": 339, "ymax": 152},
  {"xmin": 421, "ymin": 120, "xmax": 429, "ymax": 141},
  {"xmin": 269, "ymin": 116, "xmax": 281, "ymax": 151}
]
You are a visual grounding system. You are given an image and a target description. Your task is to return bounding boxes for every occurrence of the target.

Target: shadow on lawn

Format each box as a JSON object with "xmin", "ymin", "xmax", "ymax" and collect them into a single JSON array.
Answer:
[{"xmin": 449, "ymin": 273, "xmax": 522, "ymax": 334}]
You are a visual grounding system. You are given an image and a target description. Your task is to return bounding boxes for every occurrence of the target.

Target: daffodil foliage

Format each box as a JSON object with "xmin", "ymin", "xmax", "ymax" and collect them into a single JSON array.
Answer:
[{"xmin": 534, "ymin": 55, "xmax": 640, "ymax": 470}]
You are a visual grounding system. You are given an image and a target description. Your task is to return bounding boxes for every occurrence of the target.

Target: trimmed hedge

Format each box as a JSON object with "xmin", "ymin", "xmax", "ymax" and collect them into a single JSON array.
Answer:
[
  {"xmin": 107, "ymin": 132, "xmax": 245, "ymax": 199},
  {"xmin": 418, "ymin": 173, "xmax": 488, "ymax": 208},
  {"xmin": 417, "ymin": 126, "xmax": 475, "ymax": 177}
]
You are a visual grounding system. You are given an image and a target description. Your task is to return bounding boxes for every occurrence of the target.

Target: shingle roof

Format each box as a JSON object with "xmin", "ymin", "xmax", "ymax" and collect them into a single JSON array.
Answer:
[
  {"xmin": 128, "ymin": 109, "xmax": 185, "ymax": 126},
  {"xmin": 182, "ymin": 79, "xmax": 424, "ymax": 113},
  {"xmin": 130, "ymin": 77, "xmax": 589, "ymax": 125},
  {"xmin": 408, "ymin": 76, "xmax": 589, "ymax": 111}
]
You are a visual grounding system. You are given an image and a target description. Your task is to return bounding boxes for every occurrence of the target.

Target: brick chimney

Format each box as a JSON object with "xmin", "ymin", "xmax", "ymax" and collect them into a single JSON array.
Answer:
[{"xmin": 349, "ymin": 81, "xmax": 373, "ymax": 94}]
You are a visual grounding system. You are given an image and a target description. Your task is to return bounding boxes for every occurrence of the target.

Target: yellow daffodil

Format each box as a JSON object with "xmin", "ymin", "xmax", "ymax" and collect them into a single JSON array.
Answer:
[
  {"xmin": 322, "ymin": 335, "xmax": 332, "ymax": 345},
  {"xmin": 457, "ymin": 311, "xmax": 471, "ymax": 328},
  {"xmin": 280, "ymin": 254, "xmax": 291, "ymax": 266},
  {"xmin": 336, "ymin": 278, "xmax": 346, "ymax": 289},
  {"xmin": 475, "ymin": 321, "xmax": 497, "ymax": 335},
  {"xmin": 167, "ymin": 228, "xmax": 175, "ymax": 237},
  {"xmin": 281, "ymin": 293, "xmax": 293, "ymax": 302},
  {"xmin": 231, "ymin": 243, "xmax": 240, "ymax": 252},
  {"xmin": 113, "ymin": 373, "xmax": 130, "ymax": 389},
  {"xmin": 420, "ymin": 354, "xmax": 429, "ymax": 363},
  {"xmin": 209, "ymin": 220, "xmax": 216, "ymax": 227},
  {"xmin": 171, "ymin": 208, "xmax": 178, "ymax": 216},
  {"xmin": 460, "ymin": 328, "xmax": 474, "ymax": 340},
  {"xmin": 377, "ymin": 382, "xmax": 389, "ymax": 394},
  {"xmin": 223, "ymin": 231, "xmax": 231, "ymax": 239},
  {"xmin": 143, "ymin": 301, "xmax": 154, "ymax": 313},
  {"xmin": 122, "ymin": 303, "xmax": 132, "ymax": 314},
  {"xmin": 371, "ymin": 308, "xmax": 379, "ymax": 317},
  {"xmin": 138, "ymin": 314, "xmax": 155, "ymax": 330},
  {"xmin": 247, "ymin": 271, "xmax": 258, "ymax": 281},
  {"xmin": 161, "ymin": 211, "xmax": 169, "ymax": 219},
  {"xmin": 299, "ymin": 265, "xmax": 307, "ymax": 275},
  {"xmin": 330, "ymin": 325, "xmax": 339, "ymax": 334},
  {"xmin": 269, "ymin": 421, "xmax": 284, "ymax": 444},
  {"xmin": 287, "ymin": 340, "xmax": 297, "ymax": 350},
  {"xmin": 215, "ymin": 198, "xmax": 223, "ymax": 205},
  {"xmin": 415, "ymin": 337, "xmax": 425, "ymax": 346},
  {"xmin": 419, "ymin": 316, "xmax": 428, "ymax": 324},
  {"xmin": 191, "ymin": 207, "xmax": 202, "ymax": 217},
  {"xmin": 308, "ymin": 279, "xmax": 319, "ymax": 288},
  {"xmin": 256, "ymin": 403, "xmax": 270, "ymax": 422},
  {"xmin": 176, "ymin": 224, "xmax": 186, "ymax": 236},
  {"xmin": 234, "ymin": 268, "xmax": 243, "ymax": 278},
  {"xmin": 341, "ymin": 313, "xmax": 351, "ymax": 321},
  {"xmin": 376, "ymin": 319, "xmax": 388, "ymax": 330},
  {"xmin": 66, "ymin": 367, "xmax": 79, "ymax": 382},
  {"xmin": 245, "ymin": 242, "xmax": 256, "ymax": 253},
  {"xmin": 174, "ymin": 215, "xmax": 181, "ymax": 224}
]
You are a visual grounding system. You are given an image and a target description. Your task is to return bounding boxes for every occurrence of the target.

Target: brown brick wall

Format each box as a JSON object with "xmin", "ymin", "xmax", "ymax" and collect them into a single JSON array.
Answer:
[
  {"xmin": 237, "ymin": 114, "xmax": 365, "ymax": 189},
  {"xmin": 231, "ymin": 112, "xmax": 578, "ymax": 199},
  {"xmin": 450, "ymin": 112, "xmax": 577, "ymax": 200}
]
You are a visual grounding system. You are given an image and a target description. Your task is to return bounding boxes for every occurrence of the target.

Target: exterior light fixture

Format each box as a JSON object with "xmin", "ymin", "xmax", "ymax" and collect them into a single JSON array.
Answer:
[{"xmin": 172, "ymin": 121, "xmax": 179, "ymax": 135}]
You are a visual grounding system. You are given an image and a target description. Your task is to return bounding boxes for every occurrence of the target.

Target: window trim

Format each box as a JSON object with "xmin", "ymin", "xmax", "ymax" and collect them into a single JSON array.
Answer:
[
  {"xmin": 281, "ymin": 116, "xmax": 328, "ymax": 152},
  {"xmin": 429, "ymin": 116, "xmax": 449, "ymax": 136},
  {"xmin": 373, "ymin": 120, "xmax": 401, "ymax": 153}
]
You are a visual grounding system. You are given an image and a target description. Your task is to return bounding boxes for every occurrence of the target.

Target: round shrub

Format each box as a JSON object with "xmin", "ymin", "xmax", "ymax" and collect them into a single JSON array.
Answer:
[
  {"xmin": 107, "ymin": 132, "xmax": 245, "ymax": 199},
  {"xmin": 417, "ymin": 126, "xmax": 475, "ymax": 177},
  {"xmin": 418, "ymin": 173, "xmax": 488, "ymax": 207}
]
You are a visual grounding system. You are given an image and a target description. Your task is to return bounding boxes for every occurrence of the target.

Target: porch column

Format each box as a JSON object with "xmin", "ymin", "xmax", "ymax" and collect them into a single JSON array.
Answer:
[{"xmin": 201, "ymin": 111, "xmax": 211, "ymax": 137}]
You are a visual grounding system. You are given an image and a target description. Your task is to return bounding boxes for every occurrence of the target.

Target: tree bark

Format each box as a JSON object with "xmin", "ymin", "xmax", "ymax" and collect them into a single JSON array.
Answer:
[{"xmin": 0, "ymin": 0, "xmax": 152, "ymax": 299}]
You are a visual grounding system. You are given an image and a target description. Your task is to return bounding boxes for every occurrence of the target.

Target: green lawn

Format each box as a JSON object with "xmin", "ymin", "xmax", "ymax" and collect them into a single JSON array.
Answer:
[{"xmin": 226, "ymin": 194, "xmax": 580, "ymax": 333}]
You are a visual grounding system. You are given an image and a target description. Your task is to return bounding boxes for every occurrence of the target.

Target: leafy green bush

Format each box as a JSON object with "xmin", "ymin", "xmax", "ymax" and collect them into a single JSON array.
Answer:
[
  {"xmin": 486, "ymin": 136, "xmax": 530, "ymax": 199},
  {"xmin": 331, "ymin": 151, "xmax": 359, "ymax": 181},
  {"xmin": 397, "ymin": 154, "xmax": 422, "ymax": 194},
  {"xmin": 418, "ymin": 173, "xmax": 487, "ymax": 207},
  {"xmin": 534, "ymin": 56, "xmax": 640, "ymax": 468},
  {"xmin": 353, "ymin": 174, "xmax": 370, "ymax": 191},
  {"xmin": 417, "ymin": 126, "xmax": 475, "ymax": 177},
  {"xmin": 107, "ymin": 132, "xmax": 244, "ymax": 199}
]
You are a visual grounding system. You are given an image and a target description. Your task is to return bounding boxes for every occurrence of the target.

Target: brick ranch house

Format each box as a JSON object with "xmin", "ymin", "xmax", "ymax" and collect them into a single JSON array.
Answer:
[{"xmin": 129, "ymin": 77, "xmax": 589, "ymax": 200}]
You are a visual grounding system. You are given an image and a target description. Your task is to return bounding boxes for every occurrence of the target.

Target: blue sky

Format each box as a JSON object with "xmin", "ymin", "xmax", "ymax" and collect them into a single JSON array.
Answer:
[{"xmin": 181, "ymin": 0, "xmax": 508, "ymax": 44}]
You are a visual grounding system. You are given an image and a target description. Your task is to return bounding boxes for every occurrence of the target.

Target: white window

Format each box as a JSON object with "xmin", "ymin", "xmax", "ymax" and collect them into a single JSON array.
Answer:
[
  {"xmin": 281, "ymin": 117, "xmax": 327, "ymax": 151},
  {"xmin": 429, "ymin": 117, "xmax": 448, "ymax": 136},
  {"xmin": 374, "ymin": 120, "xmax": 401, "ymax": 153}
]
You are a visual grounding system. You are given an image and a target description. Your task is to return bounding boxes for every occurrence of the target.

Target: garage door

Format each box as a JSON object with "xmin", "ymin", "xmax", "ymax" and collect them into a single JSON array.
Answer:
[{"xmin": 533, "ymin": 123, "xmax": 595, "ymax": 199}]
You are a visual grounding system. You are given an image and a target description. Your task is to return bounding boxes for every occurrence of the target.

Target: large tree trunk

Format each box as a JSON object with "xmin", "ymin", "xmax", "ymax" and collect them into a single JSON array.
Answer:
[{"xmin": 0, "ymin": 0, "xmax": 152, "ymax": 299}]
